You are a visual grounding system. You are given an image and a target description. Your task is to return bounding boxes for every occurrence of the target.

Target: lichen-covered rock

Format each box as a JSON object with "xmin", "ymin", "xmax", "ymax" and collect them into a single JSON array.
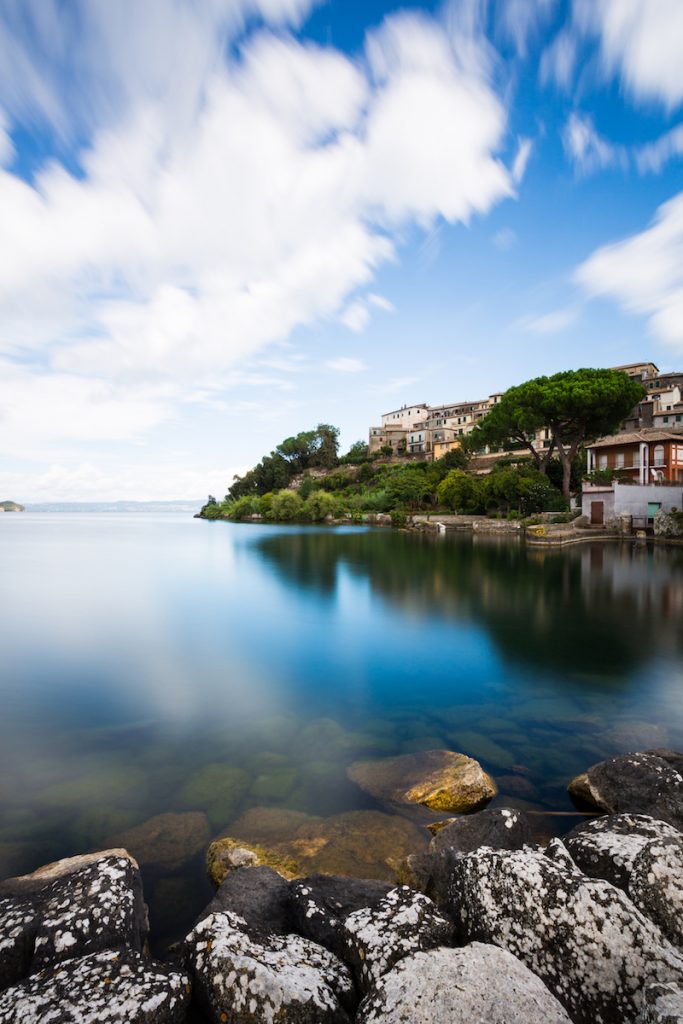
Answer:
[
  {"xmin": 206, "ymin": 836, "xmax": 299, "ymax": 887},
  {"xmin": 185, "ymin": 910, "xmax": 354, "ymax": 1023},
  {"xmin": 356, "ymin": 943, "xmax": 573, "ymax": 1024},
  {"xmin": 0, "ymin": 949, "xmax": 189, "ymax": 1024},
  {"xmin": 565, "ymin": 814, "xmax": 683, "ymax": 946},
  {"xmin": 341, "ymin": 886, "xmax": 453, "ymax": 992},
  {"xmin": 641, "ymin": 981, "xmax": 683, "ymax": 1023},
  {"xmin": 428, "ymin": 807, "xmax": 533, "ymax": 855},
  {"xmin": 290, "ymin": 875, "xmax": 391, "ymax": 960},
  {"xmin": 105, "ymin": 811, "xmax": 210, "ymax": 871},
  {"xmin": 568, "ymin": 751, "xmax": 683, "ymax": 829},
  {"xmin": 447, "ymin": 845, "xmax": 683, "ymax": 1024},
  {"xmin": 198, "ymin": 866, "xmax": 292, "ymax": 935},
  {"xmin": 0, "ymin": 851, "xmax": 146, "ymax": 989},
  {"xmin": 347, "ymin": 750, "xmax": 496, "ymax": 813}
]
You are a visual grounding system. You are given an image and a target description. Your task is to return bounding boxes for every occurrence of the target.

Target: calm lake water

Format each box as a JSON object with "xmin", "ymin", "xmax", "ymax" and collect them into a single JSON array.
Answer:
[{"xmin": 2, "ymin": 513, "xmax": 683, "ymax": 947}]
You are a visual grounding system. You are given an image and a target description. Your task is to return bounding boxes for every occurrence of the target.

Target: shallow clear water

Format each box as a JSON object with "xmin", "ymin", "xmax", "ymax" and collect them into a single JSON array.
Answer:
[{"xmin": 1, "ymin": 513, "xmax": 683, "ymax": 947}]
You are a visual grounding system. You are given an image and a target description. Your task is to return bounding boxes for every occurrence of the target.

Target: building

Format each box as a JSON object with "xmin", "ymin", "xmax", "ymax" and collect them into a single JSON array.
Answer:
[
  {"xmin": 586, "ymin": 429, "xmax": 683, "ymax": 484},
  {"xmin": 582, "ymin": 480, "xmax": 683, "ymax": 528}
]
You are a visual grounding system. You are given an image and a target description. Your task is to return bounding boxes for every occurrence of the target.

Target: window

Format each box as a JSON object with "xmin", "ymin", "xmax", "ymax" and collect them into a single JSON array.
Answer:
[
  {"xmin": 615, "ymin": 452, "xmax": 624, "ymax": 468},
  {"xmin": 654, "ymin": 445, "xmax": 665, "ymax": 467},
  {"xmin": 632, "ymin": 451, "xmax": 640, "ymax": 467},
  {"xmin": 677, "ymin": 415, "xmax": 682, "ymax": 423},
  {"xmin": 663, "ymin": 416, "xmax": 670, "ymax": 423},
  {"xmin": 598, "ymin": 454, "xmax": 608, "ymax": 469}
]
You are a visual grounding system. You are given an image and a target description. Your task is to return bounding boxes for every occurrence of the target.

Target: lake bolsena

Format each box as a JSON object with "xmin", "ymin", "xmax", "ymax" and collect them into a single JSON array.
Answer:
[{"xmin": 1, "ymin": 512, "xmax": 683, "ymax": 948}]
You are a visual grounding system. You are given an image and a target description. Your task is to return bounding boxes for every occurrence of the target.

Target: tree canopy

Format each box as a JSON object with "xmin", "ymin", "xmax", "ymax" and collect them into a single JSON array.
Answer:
[{"xmin": 471, "ymin": 368, "xmax": 645, "ymax": 497}]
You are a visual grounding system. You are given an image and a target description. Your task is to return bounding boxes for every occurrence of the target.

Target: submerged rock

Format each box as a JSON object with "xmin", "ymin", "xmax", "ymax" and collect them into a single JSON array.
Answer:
[
  {"xmin": 226, "ymin": 807, "xmax": 426, "ymax": 882},
  {"xmin": 0, "ymin": 949, "xmax": 189, "ymax": 1024},
  {"xmin": 565, "ymin": 813, "xmax": 683, "ymax": 946},
  {"xmin": 0, "ymin": 850, "xmax": 147, "ymax": 989},
  {"xmin": 447, "ymin": 844, "xmax": 683, "ymax": 1024},
  {"xmin": 341, "ymin": 886, "xmax": 453, "ymax": 992},
  {"xmin": 290, "ymin": 875, "xmax": 391, "ymax": 959},
  {"xmin": 356, "ymin": 943, "xmax": 573, "ymax": 1024},
  {"xmin": 185, "ymin": 910, "xmax": 354, "ymax": 1023},
  {"xmin": 106, "ymin": 811, "xmax": 210, "ymax": 871},
  {"xmin": 347, "ymin": 750, "xmax": 496, "ymax": 813},
  {"xmin": 567, "ymin": 750, "xmax": 683, "ymax": 829}
]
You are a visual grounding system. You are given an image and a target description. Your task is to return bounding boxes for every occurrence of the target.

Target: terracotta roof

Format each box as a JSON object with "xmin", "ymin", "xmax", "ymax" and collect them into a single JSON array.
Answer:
[{"xmin": 588, "ymin": 429, "xmax": 683, "ymax": 449}]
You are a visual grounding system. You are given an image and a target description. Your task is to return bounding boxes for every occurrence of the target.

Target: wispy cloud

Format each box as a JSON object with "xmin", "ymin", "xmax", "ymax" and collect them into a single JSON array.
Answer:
[
  {"xmin": 563, "ymin": 112, "xmax": 627, "ymax": 174},
  {"xmin": 635, "ymin": 125, "xmax": 683, "ymax": 174},
  {"xmin": 326, "ymin": 357, "xmax": 366, "ymax": 373},
  {"xmin": 575, "ymin": 191, "xmax": 683, "ymax": 349},
  {"xmin": 511, "ymin": 137, "xmax": 533, "ymax": 184},
  {"xmin": 517, "ymin": 306, "xmax": 579, "ymax": 335},
  {"xmin": 493, "ymin": 227, "xmax": 517, "ymax": 251}
]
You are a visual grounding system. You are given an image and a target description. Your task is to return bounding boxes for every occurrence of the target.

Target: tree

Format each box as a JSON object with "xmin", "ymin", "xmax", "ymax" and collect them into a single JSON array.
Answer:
[
  {"xmin": 433, "ymin": 447, "xmax": 468, "ymax": 476},
  {"xmin": 468, "ymin": 393, "xmax": 554, "ymax": 472},
  {"xmin": 385, "ymin": 466, "xmax": 434, "ymax": 510},
  {"xmin": 482, "ymin": 464, "xmax": 565, "ymax": 515},
  {"xmin": 303, "ymin": 490, "xmax": 338, "ymax": 522},
  {"xmin": 340, "ymin": 440, "xmax": 370, "ymax": 465},
  {"xmin": 436, "ymin": 470, "xmax": 484, "ymax": 513},
  {"xmin": 474, "ymin": 369, "xmax": 645, "ymax": 499}
]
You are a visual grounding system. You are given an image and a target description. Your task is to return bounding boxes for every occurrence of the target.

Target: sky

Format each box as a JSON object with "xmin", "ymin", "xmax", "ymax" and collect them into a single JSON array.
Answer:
[{"xmin": 1, "ymin": 0, "xmax": 683, "ymax": 502}]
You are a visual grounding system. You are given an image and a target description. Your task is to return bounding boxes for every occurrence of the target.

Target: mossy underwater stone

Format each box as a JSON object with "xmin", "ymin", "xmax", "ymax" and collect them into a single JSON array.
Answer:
[
  {"xmin": 347, "ymin": 749, "xmax": 496, "ymax": 814},
  {"xmin": 207, "ymin": 837, "xmax": 300, "ymax": 887},
  {"xmin": 106, "ymin": 811, "xmax": 210, "ymax": 872},
  {"xmin": 176, "ymin": 763, "xmax": 250, "ymax": 829}
]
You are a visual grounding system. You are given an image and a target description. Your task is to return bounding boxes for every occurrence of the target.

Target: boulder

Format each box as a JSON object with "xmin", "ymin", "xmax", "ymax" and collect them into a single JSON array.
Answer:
[
  {"xmin": 565, "ymin": 814, "xmax": 683, "ymax": 946},
  {"xmin": 341, "ymin": 886, "xmax": 453, "ymax": 992},
  {"xmin": 105, "ymin": 812, "xmax": 210, "ymax": 871},
  {"xmin": 356, "ymin": 943, "xmax": 573, "ymax": 1024},
  {"xmin": 198, "ymin": 866, "xmax": 292, "ymax": 935},
  {"xmin": 641, "ymin": 982, "xmax": 683, "ymax": 1023},
  {"xmin": 428, "ymin": 807, "xmax": 533, "ymax": 856},
  {"xmin": 0, "ymin": 851, "xmax": 147, "ymax": 989},
  {"xmin": 206, "ymin": 837, "xmax": 298, "ymax": 887},
  {"xmin": 0, "ymin": 949, "xmax": 189, "ymax": 1024},
  {"xmin": 289, "ymin": 875, "xmax": 391, "ymax": 959},
  {"xmin": 185, "ymin": 910, "xmax": 354, "ymax": 1023},
  {"xmin": 568, "ymin": 751, "xmax": 683, "ymax": 829},
  {"xmin": 347, "ymin": 750, "xmax": 496, "ymax": 813},
  {"xmin": 447, "ymin": 844, "xmax": 683, "ymax": 1024},
  {"xmin": 225, "ymin": 807, "xmax": 426, "ymax": 882}
]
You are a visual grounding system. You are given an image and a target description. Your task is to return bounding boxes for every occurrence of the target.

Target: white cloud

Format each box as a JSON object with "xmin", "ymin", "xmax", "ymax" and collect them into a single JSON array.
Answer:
[
  {"xmin": 495, "ymin": 0, "xmax": 558, "ymax": 58},
  {"xmin": 326, "ymin": 357, "xmax": 366, "ymax": 373},
  {"xmin": 575, "ymin": 191, "xmax": 683, "ymax": 348},
  {"xmin": 635, "ymin": 124, "xmax": 683, "ymax": 174},
  {"xmin": 517, "ymin": 306, "xmax": 579, "ymax": 335},
  {"xmin": 573, "ymin": 0, "xmax": 683, "ymax": 109},
  {"xmin": 368, "ymin": 293, "xmax": 395, "ymax": 313},
  {"xmin": 0, "ymin": 2, "xmax": 513, "ymax": 487},
  {"xmin": 544, "ymin": 1, "xmax": 683, "ymax": 109},
  {"xmin": 563, "ymin": 112, "xmax": 627, "ymax": 174},
  {"xmin": 512, "ymin": 137, "xmax": 533, "ymax": 184}
]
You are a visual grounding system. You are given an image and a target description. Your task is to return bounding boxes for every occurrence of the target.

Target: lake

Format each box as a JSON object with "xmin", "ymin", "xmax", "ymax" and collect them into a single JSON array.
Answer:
[{"xmin": 1, "ymin": 513, "xmax": 683, "ymax": 948}]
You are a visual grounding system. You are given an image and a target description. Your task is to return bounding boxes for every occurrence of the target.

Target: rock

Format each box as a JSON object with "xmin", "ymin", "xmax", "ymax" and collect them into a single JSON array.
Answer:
[
  {"xmin": 347, "ymin": 750, "xmax": 496, "ymax": 813},
  {"xmin": 185, "ymin": 910, "xmax": 354, "ymax": 1023},
  {"xmin": 342, "ymin": 886, "xmax": 453, "ymax": 992},
  {"xmin": 106, "ymin": 812, "xmax": 210, "ymax": 871},
  {"xmin": 641, "ymin": 981, "xmax": 683, "ymax": 1023},
  {"xmin": 206, "ymin": 836, "xmax": 299, "ymax": 886},
  {"xmin": 0, "ymin": 851, "xmax": 147, "ymax": 989},
  {"xmin": 496, "ymin": 774, "xmax": 540, "ymax": 800},
  {"xmin": 568, "ymin": 751, "xmax": 683, "ymax": 829},
  {"xmin": 356, "ymin": 942, "xmax": 573, "ymax": 1024},
  {"xmin": 177, "ymin": 764, "xmax": 250, "ymax": 829},
  {"xmin": 0, "ymin": 949, "xmax": 189, "ymax": 1024},
  {"xmin": 565, "ymin": 813, "xmax": 683, "ymax": 945},
  {"xmin": 428, "ymin": 807, "xmax": 533, "ymax": 856},
  {"xmin": 408, "ymin": 807, "xmax": 533, "ymax": 904},
  {"xmin": 447, "ymin": 844, "xmax": 683, "ymax": 1024},
  {"xmin": 199, "ymin": 866, "xmax": 292, "ymax": 935},
  {"xmin": 290, "ymin": 875, "xmax": 391, "ymax": 959},
  {"xmin": 227, "ymin": 807, "xmax": 427, "ymax": 882}
]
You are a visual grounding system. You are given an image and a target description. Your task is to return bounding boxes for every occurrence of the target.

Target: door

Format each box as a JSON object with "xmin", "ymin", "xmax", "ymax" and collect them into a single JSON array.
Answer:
[{"xmin": 590, "ymin": 501, "xmax": 604, "ymax": 525}]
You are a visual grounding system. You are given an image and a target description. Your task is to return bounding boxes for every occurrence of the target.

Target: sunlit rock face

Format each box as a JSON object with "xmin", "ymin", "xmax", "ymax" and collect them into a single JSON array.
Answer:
[
  {"xmin": 355, "ymin": 943, "xmax": 573, "ymax": 1024},
  {"xmin": 446, "ymin": 844, "xmax": 683, "ymax": 1024},
  {"xmin": 346, "ymin": 749, "xmax": 497, "ymax": 813}
]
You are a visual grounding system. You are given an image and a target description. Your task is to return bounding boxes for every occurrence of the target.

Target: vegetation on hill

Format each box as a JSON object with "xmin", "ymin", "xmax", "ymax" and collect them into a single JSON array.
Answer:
[
  {"xmin": 0, "ymin": 500, "xmax": 25, "ymax": 512},
  {"xmin": 200, "ymin": 367, "xmax": 642, "ymax": 525}
]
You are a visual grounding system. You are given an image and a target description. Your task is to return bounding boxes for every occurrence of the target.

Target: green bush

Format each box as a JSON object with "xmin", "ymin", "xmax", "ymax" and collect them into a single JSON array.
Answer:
[
  {"xmin": 390, "ymin": 509, "xmax": 407, "ymax": 527},
  {"xmin": 436, "ymin": 469, "xmax": 484, "ymax": 514},
  {"xmin": 228, "ymin": 496, "xmax": 259, "ymax": 521},
  {"xmin": 302, "ymin": 490, "xmax": 338, "ymax": 522},
  {"xmin": 270, "ymin": 489, "xmax": 304, "ymax": 521}
]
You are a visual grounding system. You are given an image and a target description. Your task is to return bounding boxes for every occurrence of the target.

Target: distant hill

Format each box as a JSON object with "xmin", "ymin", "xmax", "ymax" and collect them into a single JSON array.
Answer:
[
  {"xmin": 0, "ymin": 500, "xmax": 25, "ymax": 512},
  {"xmin": 24, "ymin": 500, "xmax": 201, "ymax": 513}
]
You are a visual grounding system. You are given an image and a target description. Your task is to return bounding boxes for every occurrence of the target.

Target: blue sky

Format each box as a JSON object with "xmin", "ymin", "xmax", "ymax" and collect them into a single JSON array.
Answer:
[{"xmin": 1, "ymin": 0, "xmax": 682, "ymax": 501}]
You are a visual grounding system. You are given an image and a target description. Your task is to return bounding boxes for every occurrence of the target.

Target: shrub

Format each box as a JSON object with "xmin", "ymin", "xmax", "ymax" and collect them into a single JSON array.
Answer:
[
  {"xmin": 436, "ymin": 469, "xmax": 484, "ymax": 514},
  {"xmin": 390, "ymin": 509, "xmax": 407, "ymax": 527},
  {"xmin": 303, "ymin": 490, "xmax": 338, "ymax": 522},
  {"xmin": 270, "ymin": 489, "xmax": 304, "ymax": 521},
  {"xmin": 228, "ymin": 496, "xmax": 259, "ymax": 521}
]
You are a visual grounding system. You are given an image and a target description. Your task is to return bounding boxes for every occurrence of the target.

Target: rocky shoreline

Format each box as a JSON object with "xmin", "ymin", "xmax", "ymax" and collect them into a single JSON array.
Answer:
[{"xmin": 1, "ymin": 748, "xmax": 683, "ymax": 1023}]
